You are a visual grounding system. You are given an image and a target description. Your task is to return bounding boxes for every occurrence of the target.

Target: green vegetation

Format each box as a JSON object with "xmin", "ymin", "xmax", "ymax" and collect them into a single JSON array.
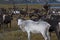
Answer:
[{"xmin": 0, "ymin": 4, "xmax": 42, "ymax": 9}]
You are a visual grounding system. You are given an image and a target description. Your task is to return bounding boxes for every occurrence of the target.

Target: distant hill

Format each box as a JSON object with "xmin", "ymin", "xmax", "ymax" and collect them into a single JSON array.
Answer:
[{"xmin": 0, "ymin": 0, "xmax": 60, "ymax": 4}]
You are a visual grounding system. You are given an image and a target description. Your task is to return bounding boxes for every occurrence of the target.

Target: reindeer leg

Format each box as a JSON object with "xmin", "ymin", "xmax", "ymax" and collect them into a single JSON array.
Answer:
[
  {"xmin": 46, "ymin": 28, "xmax": 50, "ymax": 40},
  {"xmin": 41, "ymin": 31, "xmax": 47, "ymax": 40},
  {"xmin": 55, "ymin": 26, "xmax": 60, "ymax": 40},
  {"xmin": 10, "ymin": 21, "xmax": 11, "ymax": 28},
  {"xmin": 6, "ymin": 23, "xmax": 8, "ymax": 28},
  {"xmin": 27, "ymin": 31, "xmax": 30, "ymax": 40},
  {"xmin": 0, "ymin": 24, "xmax": 1, "ymax": 30}
]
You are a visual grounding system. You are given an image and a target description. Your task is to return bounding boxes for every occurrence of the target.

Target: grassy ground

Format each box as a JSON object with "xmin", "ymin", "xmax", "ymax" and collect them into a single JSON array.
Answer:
[{"xmin": 0, "ymin": 4, "xmax": 58, "ymax": 40}]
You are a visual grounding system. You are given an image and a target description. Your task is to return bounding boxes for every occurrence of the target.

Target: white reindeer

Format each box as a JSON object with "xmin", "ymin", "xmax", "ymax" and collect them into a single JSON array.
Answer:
[
  {"xmin": 12, "ymin": 10, "xmax": 20, "ymax": 14},
  {"xmin": 17, "ymin": 19, "xmax": 51, "ymax": 40}
]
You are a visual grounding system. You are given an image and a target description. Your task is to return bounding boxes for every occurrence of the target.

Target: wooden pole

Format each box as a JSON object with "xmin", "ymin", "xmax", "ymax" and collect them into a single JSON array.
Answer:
[
  {"xmin": 11, "ymin": 0, "xmax": 16, "ymax": 11},
  {"xmin": 26, "ymin": 0, "xmax": 29, "ymax": 17}
]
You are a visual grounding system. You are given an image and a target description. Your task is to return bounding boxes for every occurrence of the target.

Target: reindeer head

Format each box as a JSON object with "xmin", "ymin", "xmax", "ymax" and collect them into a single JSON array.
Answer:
[{"xmin": 17, "ymin": 19, "xmax": 23, "ymax": 26}]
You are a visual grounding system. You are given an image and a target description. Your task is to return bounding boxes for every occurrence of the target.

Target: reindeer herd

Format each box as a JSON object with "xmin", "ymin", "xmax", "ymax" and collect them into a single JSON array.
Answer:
[
  {"xmin": 0, "ymin": 8, "xmax": 13, "ymax": 29},
  {"xmin": 0, "ymin": 7, "xmax": 60, "ymax": 40}
]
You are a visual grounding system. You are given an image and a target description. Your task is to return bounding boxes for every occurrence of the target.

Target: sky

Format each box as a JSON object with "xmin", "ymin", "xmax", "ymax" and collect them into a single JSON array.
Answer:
[{"xmin": 56, "ymin": 0, "xmax": 60, "ymax": 2}]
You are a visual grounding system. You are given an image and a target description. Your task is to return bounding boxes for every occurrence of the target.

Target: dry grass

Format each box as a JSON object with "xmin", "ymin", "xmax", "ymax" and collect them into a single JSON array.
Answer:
[
  {"xmin": 0, "ymin": 15, "xmax": 58, "ymax": 40},
  {"xmin": 0, "ymin": 31, "xmax": 57, "ymax": 40}
]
